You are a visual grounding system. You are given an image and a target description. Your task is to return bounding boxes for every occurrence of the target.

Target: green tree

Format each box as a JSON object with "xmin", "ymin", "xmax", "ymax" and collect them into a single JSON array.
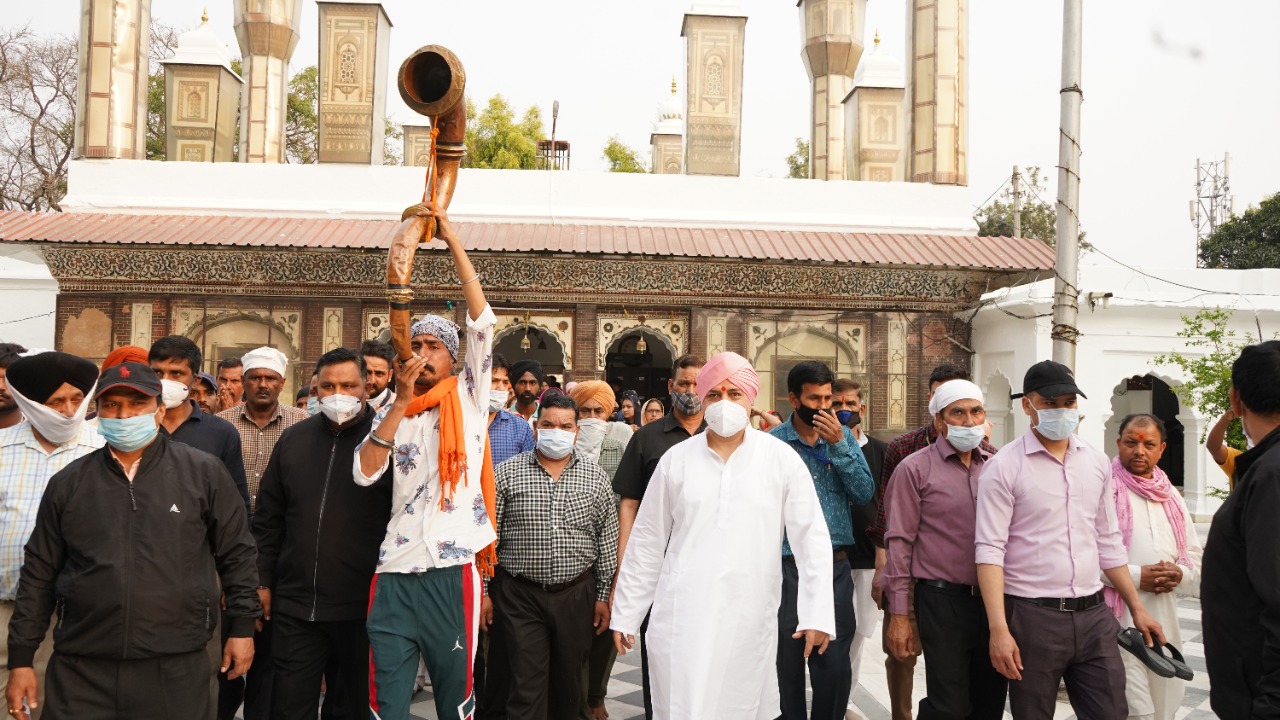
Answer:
[
  {"xmin": 383, "ymin": 118, "xmax": 403, "ymax": 166},
  {"xmin": 603, "ymin": 136, "xmax": 646, "ymax": 173},
  {"xmin": 974, "ymin": 166, "xmax": 1057, "ymax": 243},
  {"xmin": 461, "ymin": 95, "xmax": 545, "ymax": 170},
  {"xmin": 785, "ymin": 137, "xmax": 809, "ymax": 179},
  {"xmin": 0, "ymin": 27, "xmax": 77, "ymax": 211},
  {"xmin": 284, "ymin": 65, "xmax": 319, "ymax": 164},
  {"xmin": 145, "ymin": 23, "xmax": 183, "ymax": 161},
  {"xmin": 1198, "ymin": 192, "xmax": 1280, "ymax": 269},
  {"xmin": 1155, "ymin": 308, "xmax": 1249, "ymax": 463}
]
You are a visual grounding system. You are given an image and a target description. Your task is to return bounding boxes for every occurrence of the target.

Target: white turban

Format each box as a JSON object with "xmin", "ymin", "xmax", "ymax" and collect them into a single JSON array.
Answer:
[
  {"xmin": 241, "ymin": 346, "xmax": 288, "ymax": 378},
  {"xmin": 928, "ymin": 379, "xmax": 985, "ymax": 416}
]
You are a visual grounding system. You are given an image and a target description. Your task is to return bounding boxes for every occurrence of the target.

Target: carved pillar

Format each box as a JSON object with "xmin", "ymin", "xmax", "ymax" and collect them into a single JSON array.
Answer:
[
  {"xmin": 682, "ymin": 2, "xmax": 747, "ymax": 176},
  {"xmin": 75, "ymin": 0, "xmax": 151, "ymax": 159},
  {"xmin": 162, "ymin": 16, "xmax": 243, "ymax": 162},
  {"xmin": 233, "ymin": 0, "xmax": 303, "ymax": 163},
  {"xmin": 317, "ymin": 1, "xmax": 393, "ymax": 164},
  {"xmin": 844, "ymin": 34, "xmax": 906, "ymax": 182},
  {"xmin": 798, "ymin": 0, "xmax": 867, "ymax": 180},
  {"xmin": 650, "ymin": 78, "xmax": 684, "ymax": 174},
  {"xmin": 907, "ymin": 0, "xmax": 968, "ymax": 185}
]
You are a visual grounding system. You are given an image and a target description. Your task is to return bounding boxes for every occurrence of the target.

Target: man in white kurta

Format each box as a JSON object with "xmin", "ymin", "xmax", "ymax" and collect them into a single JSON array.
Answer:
[
  {"xmin": 610, "ymin": 351, "xmax": 835, "ymax": 720},
  {"xmin": 1105, "ymin": 414, "xmax": 1202, "ymax": 720}
]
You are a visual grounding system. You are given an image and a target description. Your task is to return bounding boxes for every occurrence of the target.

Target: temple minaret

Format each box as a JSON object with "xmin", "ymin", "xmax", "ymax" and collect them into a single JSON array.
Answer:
[
  {"xmin": 681, "ymin": 0, "xmax": 747, "ymax": 176},
  {"xmin": 234, "ymin": 0, "xmax": 303, "ymax": 163},
  {"xmin": 797, "ymin": 0, "xmax": 867, "ymax": 180},
  {"xmin": 843, "ymin": 31, "xmax": 906, "ymax": 181},
  {"xmin": 162, "ymin": 12, "xmax": 242, "ymax": 162},
  {"xmin": 74, "ymin": 0, "xmax": 152, "ymax": 159},
  {"xmin": 906, "ymin": 0, "xmax": 968, "ymax": 185},
  {"xmin": 650, "ymin": 78, "xmax": 685, "ymax": 175},
  {"xmin": 316, "ymin": 1, "xmax": 393, "ymax": 164}
]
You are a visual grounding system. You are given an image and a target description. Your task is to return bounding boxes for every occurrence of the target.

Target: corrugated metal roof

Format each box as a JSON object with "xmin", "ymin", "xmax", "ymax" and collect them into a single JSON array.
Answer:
[{"xmin": 0, "ymin": 210, "xmax": 1054, "ymax": 271}]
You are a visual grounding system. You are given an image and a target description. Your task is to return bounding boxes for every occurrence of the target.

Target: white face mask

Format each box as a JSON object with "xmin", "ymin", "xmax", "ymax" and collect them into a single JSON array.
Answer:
[
  {"xmin": 944, "ymin": 423, "xmax": 985, "ymax": 452},
  {"xmin": 574, "ymin": 418, "xmax": 609, "ymax": 460},
  {"xmin": 488, "ymin": 389, "xmax": 510, "ymax": 413},
  {"xmin": 8, "ymin": 382, "xmax": 95, "ymax": 445},
  {"xmin": 704, "ymin": 399, "xmax": 750, "ymax": 438},
  {"xmin": 160, "ymin": 379, "xmax": 190, "ymax": 410},
  {"xmin": 318, "ymin": 394, "xmax": 363, "ymax": 425},
  {"xmin": 537, "ymin": 427, "xmax": 577, "ymax": 460},
  {"xmin": 1033, "ymin": 407, "xmax": 1079, "ymax": 441}
]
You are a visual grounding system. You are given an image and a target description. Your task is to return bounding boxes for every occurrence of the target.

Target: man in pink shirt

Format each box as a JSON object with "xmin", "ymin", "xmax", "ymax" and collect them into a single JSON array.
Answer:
[
  {"xmin": 974, "ymin": 361, "xmax": 1164, "ymax": 719},
  {"xmin": 884, "ymin": 379, "xmax": 1007, "ymax": 719}
]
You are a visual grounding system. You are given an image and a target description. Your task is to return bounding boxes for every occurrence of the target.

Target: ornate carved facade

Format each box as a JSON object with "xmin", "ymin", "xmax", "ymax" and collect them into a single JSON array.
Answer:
[
  {"xmin": 317, "ymin": 2, "xmax": 392, "ymax": 164},
  {"xmin": 682, "ymin": 12, "xmax": 746, "ymax": 176}
]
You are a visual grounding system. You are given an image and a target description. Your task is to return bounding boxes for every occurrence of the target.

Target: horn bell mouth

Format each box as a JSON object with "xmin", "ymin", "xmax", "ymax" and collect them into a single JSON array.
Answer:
[{"xmin": 398, "ymin": 45, "xmax": 466, "ymax": 117}]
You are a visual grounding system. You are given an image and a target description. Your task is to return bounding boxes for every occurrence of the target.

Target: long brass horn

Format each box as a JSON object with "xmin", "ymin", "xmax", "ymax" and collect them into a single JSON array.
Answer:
[{"xmin": 386, "ymin": 45, "xmax": 467, "ymax": 362}]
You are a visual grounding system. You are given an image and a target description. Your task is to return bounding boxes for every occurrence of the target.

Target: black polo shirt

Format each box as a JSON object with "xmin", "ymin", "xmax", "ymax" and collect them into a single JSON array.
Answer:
[
  {"xmin": 162, "ymin": 400, "xmax": 251, "ymax": 513},
  {"xmin": 612, "ymin": 412, "xmax": 707, "ymax": 501}
]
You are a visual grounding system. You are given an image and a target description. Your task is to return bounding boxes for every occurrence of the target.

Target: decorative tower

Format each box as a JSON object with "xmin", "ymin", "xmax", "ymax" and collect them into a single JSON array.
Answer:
[
  {"xmin": 74, "ymin": 0, "xmax": 151, "ymax": 159},
  {"xmin": 907, "ymin": 0, "xmax": 967, "ymax": 185},
  {"xmin": 233, "ymin": 0, "xmax": 303, "ymax": 163},
  {"xmin": 316, "ymin": 1, "xmax": 393, "ymax": 164},
  {"xmin": 798, "ymin": 0, "xmax": 867, "ymax": 180},
  {"xmin": 681, "ymin": 0, "xmax": 747, "ymax": 176},
  {"xmin": 650, "ymin": 77, "xmax": 684, "ymax": 175},
  {"xmin": 843, "ymin": 31, "xmax": 906, "ymax": 181},
  {"xmin": 162, "ymin": 11, "xmax": 242, "ymax": 162},
  {"xmin": 402, "ymin": 123, "xmax": 432, "ymax": 168}
]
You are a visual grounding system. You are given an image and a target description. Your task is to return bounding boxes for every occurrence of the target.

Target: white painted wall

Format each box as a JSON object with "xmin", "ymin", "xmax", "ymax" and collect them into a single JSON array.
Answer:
[
  {"xmin": 969, "ymin": 265, "xmax": 1280, "ymax": 520},
  {"xmin": 0, "ymin": 245, "xmax": 57, "ymax": 349}
]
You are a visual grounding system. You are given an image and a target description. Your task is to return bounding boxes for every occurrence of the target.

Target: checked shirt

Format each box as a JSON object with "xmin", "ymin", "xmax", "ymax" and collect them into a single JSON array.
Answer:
[{"xmin": 493, "ymin": 450, "xmax": 619, "ymax": 601}]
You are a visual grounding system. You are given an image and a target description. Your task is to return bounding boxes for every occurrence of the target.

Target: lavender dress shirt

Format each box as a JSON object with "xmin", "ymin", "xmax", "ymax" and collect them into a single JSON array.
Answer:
[
  {"xmin": 974, "ymin": 430, "xmax": 1127, "ymax": 599},
  {"xmin": 883, "ymin": 439, "xmax": 992, "ymax": 615}
]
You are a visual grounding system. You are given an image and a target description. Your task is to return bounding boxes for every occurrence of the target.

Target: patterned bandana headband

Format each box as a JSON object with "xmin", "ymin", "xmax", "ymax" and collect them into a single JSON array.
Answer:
[{"xmin": 410, "ymin": 315, "xmax": 461, "ymax": 360}]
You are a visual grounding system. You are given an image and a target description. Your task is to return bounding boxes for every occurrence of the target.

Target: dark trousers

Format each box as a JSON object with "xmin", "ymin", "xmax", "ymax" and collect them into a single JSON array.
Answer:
[
  {"xmin": 639, "ymin": 612, "xmax": 652, "ymax": 719},
  {"xmin": 914, "ymin": 582, "xmax": 1007, "ymax": 720},
  {"xmin": 44, "ymin": 649, "xmax": 211, "ymax": 720},
  {"xmin": 216, "ymin": 615, "xmax": 272, "ymax": 720},
  {"xmin": 492, "ymin": 570, "xmax": 596, "ymax": 720},
  {"xmin": 777, "ymin": 555, "xmax": 855, "ymax": 720},
  {"xmin": 580, "ymin": 625, "xmax": 617, "ymax": 715},
  {"xmin": 1005, "ymin": 596, "xmax": 1127, "ymax": 720},
  {"xmin": 270, "ymin": 612, "xmax": 369, "ymax": 720}
]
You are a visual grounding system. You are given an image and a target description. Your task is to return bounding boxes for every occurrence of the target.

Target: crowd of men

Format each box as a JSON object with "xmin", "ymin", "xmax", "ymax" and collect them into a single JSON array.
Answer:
[{"xmin": 2, "ymin": 210, "xmax": 1280, "ymax": 720}]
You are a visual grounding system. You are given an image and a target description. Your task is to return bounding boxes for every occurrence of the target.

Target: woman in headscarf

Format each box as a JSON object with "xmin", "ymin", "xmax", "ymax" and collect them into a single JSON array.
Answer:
[
  {"xmin": 640, "ymin": 397, "xmax": 666, "ymax": 426},
  {"xmin": 617, "ymin": 390, "xmax": 641, "ymax": 431}
]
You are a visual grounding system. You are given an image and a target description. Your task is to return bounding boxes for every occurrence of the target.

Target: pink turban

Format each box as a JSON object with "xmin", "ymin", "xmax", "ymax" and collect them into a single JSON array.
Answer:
[{"xmin": 698, "ymin": 352, "xmax": 760, "ymax": 404}]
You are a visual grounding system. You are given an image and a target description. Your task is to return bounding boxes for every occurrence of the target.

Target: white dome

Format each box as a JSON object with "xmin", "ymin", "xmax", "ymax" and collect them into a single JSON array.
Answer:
[
  {"xmin": 853, "ymin": 33, "xmax": 904, "ymax": 89},
  {"xmin": 654, "ymin": 79, "xmax": 683, "ymax": 136},
  {"xmin": 164, "ymin": 17, "xmax": 237, "ymax": 73}
]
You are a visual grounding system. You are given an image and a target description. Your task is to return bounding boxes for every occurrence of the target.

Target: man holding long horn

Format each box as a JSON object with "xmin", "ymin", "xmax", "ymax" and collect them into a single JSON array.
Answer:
[{"xmin": 354, "ymin": 205, "xmax": 497, "ymax": 720}]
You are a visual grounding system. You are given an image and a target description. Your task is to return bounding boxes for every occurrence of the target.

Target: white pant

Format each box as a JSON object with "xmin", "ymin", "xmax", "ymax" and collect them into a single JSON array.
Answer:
[{"xmin": 848, "ymin": 568, "xmax": 877, "ymax": 700}]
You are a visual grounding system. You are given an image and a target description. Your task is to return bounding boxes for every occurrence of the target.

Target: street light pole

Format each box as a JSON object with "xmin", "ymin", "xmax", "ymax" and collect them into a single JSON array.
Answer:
[
  {"xmin": 1052, "ymin": 0, "xmax": 1083, "ymax": 369},
  {"xmin": 550, "ymin": 99, "xmax": 560, "ymax": 170}
]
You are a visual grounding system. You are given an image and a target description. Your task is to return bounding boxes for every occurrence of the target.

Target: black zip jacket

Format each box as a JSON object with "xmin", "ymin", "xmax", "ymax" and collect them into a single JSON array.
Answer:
[
  {"xmin": 7, "ymin": 435, "xmax": 259, "ymax": 668},
  {"xmin": 253, "ymin": 406, "xmax": 392, "ymax": 622},
  {"xmin": 1203, "ymin": 424, "xmax": 1280, "ymax": 719}
]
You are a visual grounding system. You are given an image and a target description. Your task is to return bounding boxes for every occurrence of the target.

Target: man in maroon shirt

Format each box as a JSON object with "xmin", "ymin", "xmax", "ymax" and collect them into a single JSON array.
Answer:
[{"xmin": 883, "ymin": 379, "xmax": 1006, "ymax": 719}]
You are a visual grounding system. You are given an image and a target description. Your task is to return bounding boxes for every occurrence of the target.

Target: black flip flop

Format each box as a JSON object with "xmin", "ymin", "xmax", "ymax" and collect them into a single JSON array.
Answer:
[
  {"xmin": 1161, "ymin": 642, "xmax": 1195, "ymax": 681},
  {"xmin": 1117, "ymin": 627, "xmax": 1177, "ymax": 679}
]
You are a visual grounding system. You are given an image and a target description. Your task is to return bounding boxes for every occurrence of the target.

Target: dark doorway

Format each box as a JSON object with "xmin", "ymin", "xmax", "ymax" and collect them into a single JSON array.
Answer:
[
  {"xmin": 493, "ymin": 326, "xmax": 566, "ymax": 376},
  {"xmin": 1149, "ymin": 376, "xmax": 1185, "ymax": 487},
  {"xmin": 605, "ymin": 330, "xmax": 674, "ymax": 405}
]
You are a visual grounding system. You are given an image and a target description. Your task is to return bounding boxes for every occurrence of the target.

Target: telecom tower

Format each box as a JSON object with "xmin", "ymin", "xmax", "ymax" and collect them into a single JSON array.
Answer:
[{"xmin": 1191, "ymin": 153, "xmax": 1236, "ymax": 267}]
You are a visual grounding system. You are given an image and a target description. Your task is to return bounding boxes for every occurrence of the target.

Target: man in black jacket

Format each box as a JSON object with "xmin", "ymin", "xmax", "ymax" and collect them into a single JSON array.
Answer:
[
  {"xmin": 1203, "ymin": 339, "xmax": 1280, "ymax": 718},
  {"xmin": 253, "ymin": 348, "xmax": 392, "ymax": 720},
  {"xmin": 5, "ymin": 362, "xmax": 259, "ymax": 720}
]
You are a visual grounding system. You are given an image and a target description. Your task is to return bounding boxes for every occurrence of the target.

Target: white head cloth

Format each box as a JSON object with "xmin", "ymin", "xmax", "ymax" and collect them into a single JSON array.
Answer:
[
  {"xmin": 241, "ymin": 346, "xmax": 288, "ymax": 378},
  {"xmin": 928, "ymin": 379, "xmax": 985, "ymax": 416}
]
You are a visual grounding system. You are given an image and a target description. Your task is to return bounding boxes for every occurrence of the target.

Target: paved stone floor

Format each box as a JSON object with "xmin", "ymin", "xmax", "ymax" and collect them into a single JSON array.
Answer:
[{"xmin": 402, "ymin": 593, "xmax": 1212, "ymax": 720}]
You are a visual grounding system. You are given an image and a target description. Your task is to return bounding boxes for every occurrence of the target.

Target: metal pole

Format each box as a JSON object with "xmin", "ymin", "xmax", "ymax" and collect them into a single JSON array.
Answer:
[
  {"xmin": 1012, "ymin": 165, "xmax": 1022, "ymax": 238},
  {"xmin": 1051, "ymin": 0, "xmax": 1082, "ymax": 369},
  {"xmin": 550, "ymin": 100, "xmax": 560, "ymax": 171}
]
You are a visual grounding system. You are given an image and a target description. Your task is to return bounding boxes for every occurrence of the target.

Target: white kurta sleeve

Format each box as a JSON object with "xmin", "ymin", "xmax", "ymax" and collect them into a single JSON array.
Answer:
[
  {"xmin": 1176, "ymin": 496, "xmax": 1203, "ymax": 598},
  {"xmin": 610, "ymin": 452, "xmax": 676, "ymax": 636},
  {"xmin": 780, "ymin": 450, "xmax": 835, "ymax": 636},
  {"xmin": 353, "ymin": 405, "xmax": 392, "ymax": 486}
]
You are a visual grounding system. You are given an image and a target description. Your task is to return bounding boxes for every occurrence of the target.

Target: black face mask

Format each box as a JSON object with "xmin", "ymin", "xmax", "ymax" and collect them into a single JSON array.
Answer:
[
  {"xmin": 836, "ymin": 410, "xmax": 860, "ymax": 427},
  {"xmin": 793, "ymin": 404, "xmax": 825, "ymax": 427}
]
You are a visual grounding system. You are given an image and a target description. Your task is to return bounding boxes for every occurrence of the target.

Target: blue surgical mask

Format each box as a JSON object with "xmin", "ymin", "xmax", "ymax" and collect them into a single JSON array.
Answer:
[
  {"xmin": 944, "ymin": 423, "xmax": 985, "ymax": 452},
  {"xmin": 1034, "ymin": 407, "xmax": 1079, "ymax": 441},
  {"xmin": 536, "ymin": 428, "xmax": 576, "ymax": 460},
  {"xmin": 306, "ymin": 396, "xmax": 319, "ymax": 416},
  {"xmin": 98, "ymin": 413, "xmax": 160, "ymax": 453}
]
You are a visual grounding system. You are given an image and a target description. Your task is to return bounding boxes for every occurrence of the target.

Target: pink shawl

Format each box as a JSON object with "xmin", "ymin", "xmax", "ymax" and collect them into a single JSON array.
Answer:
[{"xmin": 1104, "ymin": 456, "xmax": 1190, "ymax": 618}]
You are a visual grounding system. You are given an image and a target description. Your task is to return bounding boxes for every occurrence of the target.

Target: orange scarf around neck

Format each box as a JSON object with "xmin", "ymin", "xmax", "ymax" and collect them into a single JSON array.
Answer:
[{"xmin": 405, "ymin": 376, "xmax": 498, "ymax": 578}]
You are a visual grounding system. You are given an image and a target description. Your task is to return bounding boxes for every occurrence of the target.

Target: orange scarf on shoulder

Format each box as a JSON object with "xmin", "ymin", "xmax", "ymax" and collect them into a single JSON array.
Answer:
[{"xmin": 405, "ymin": 376, "xmax": 498, "ymax": 578}]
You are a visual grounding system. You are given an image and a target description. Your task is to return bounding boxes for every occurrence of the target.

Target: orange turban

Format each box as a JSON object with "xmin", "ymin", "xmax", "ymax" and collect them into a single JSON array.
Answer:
[
  {"xmin": 102, "ymin": 345, "xmax": 149, "ymax": 369},
  {"xmin": 569, "ymin": 380, "xmax": 617, "ymax": 417}
]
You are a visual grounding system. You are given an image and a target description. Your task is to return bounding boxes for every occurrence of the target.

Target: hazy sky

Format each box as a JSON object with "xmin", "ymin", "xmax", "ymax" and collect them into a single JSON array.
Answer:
[{"xmin": 14, "ymin": 0, "xmax": 1280, "ymax": 270}]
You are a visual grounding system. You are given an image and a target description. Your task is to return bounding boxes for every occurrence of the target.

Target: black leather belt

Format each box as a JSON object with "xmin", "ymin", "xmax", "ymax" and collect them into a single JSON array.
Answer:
[
  {"xmin": 916, "ymin": 578, "xmax": 981, "ymax": 596},
  {"xmin": 498, "ymin": 567, "xmax": 592, "ymax": 593},
  {"xmin": 1010, "ymin": 590, "xmax": 1105, "ymax": 612}
]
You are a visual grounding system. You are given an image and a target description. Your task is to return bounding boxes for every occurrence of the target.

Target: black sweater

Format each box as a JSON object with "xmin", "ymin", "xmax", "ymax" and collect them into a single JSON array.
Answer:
[
  {"xmin": 253, "ymin": 407, "xmax": 392, "ymax": 622},
  {"xmin": 1203, "ymin": 424, "xmax": 1280, "ymax": 718},
  {"xmin": 7, "ymin": 435, "xmax": 259, "ymax": 667}
]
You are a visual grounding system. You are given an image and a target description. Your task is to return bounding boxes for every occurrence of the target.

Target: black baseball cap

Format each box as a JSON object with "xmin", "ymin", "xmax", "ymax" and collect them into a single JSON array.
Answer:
[
  {"xmin": 1018, "ymin": 360, "xmax": 1087, "ymax": 399},
  {"xmin": 95, "ymin": 361, "xmax": 162, "ymax": 399}
]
